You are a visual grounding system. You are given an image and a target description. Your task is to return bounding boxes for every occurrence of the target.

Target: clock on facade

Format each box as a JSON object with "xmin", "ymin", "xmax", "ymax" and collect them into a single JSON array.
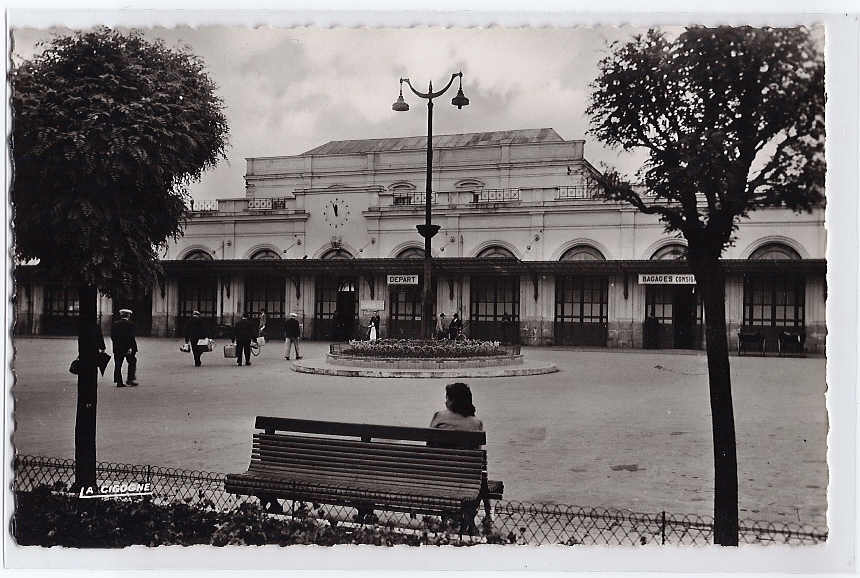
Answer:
[{"xmin": 322, "ymin": 197, "xmax": 351, "ymax": 229}]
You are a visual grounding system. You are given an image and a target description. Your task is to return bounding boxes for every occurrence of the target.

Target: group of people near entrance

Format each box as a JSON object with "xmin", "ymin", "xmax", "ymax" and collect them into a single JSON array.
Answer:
[
  {"xmin": 180, "ymin": 309, "xmax": 304, "ymax": 367},
  {"xmin": 435, "ymin": 312, "xmax": 463, "ymax": 340}
]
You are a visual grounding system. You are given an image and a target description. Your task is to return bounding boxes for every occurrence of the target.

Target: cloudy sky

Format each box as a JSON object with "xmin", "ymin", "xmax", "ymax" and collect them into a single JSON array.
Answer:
[{"xmin": 7, "ymin": 24, "xmax": 726, "ymax": 200}]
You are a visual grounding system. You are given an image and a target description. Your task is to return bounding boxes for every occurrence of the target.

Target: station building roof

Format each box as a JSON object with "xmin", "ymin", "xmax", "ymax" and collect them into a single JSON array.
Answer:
[{"xmin": 299, "ymin": 128, "xmax": 566, "ymax": 156}]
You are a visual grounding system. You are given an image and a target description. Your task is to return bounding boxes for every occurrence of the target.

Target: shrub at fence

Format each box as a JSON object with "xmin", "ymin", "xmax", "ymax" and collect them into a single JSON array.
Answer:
[
  {"xmin": 12, "ymin": 485, "xmax": 488, "ymax": 547},
  {"xmin": 13, "ymin": 456, "xmax": 828, "ymax": 547}
]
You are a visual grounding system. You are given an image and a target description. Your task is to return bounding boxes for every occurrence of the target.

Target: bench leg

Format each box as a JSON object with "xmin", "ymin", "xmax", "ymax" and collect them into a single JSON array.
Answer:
[
  {"xmin": 355, "ymin": 505, "xmax": 377, "ymax": 524},
  {"xmin": 256, "ymin": 493, "xmax": 284, "ymax": 514},
  {"xmin": 459, "ymin": 502, "xmax": 479, "ymax": 536}
]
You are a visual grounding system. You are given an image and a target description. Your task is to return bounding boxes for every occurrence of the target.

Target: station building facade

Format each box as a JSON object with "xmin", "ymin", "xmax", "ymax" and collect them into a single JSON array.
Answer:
[{"xmin": 15, "ymin": 128, "xmax": 826, "ymax": 353}]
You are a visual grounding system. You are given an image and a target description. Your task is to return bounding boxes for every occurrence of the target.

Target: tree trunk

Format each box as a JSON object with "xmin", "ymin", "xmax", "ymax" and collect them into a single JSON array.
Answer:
[
  {"xmin": 74, "ymin": 285, "xmax": 99, "ymax": 489},
  {"xmin": 693, "ymin": 259, "xmax": 739, "ymax": 546}
]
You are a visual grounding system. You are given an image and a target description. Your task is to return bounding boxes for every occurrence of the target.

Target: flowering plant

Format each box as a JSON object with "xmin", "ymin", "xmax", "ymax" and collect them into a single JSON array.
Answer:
[{"xmin": 343, "ymin": 339, "xmax": 507, "ymax": 358}]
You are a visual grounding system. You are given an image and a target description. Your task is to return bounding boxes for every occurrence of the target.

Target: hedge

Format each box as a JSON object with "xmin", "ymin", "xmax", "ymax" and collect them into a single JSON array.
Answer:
[{"xmin": 12, "ymin": 485, "xmax": 510, "ymax": 547}]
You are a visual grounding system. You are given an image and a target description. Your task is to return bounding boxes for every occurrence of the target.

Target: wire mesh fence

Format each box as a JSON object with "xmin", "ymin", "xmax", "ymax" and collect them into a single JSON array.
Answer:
[{"xmin": 12, "ymin": 455, "xmax": 828, "ymax": 547}]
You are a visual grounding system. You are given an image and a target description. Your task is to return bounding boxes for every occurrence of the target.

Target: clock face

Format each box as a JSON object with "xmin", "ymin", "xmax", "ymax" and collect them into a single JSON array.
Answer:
[{"xmin": 322, "ymin": 197, "xmax": 351, "ymax": 229}]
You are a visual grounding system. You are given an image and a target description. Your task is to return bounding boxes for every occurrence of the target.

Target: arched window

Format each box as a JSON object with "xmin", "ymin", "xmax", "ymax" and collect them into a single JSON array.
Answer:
[
  {"xmin": 560, "ymin": 245, "xmax": 606, "ymax": 261},
  {"xmin": 250, "ymin": 249, "xmax": 281, "ymax": 260},
  {"xmin": 476, "ymin": 246, "xmax": 515, "ymax": 259},
  {"xmin": 184, "ymin": 249, "xmax": 213, "ymax": 261},
  {"xmin": 650, "ymin": 244, "xmax": 687, "ymax": 261},
  {"xmin": 389, "ymin": 182, "xmax": 416, "ymax": 191},
  {"xmin": 749, "ymin": 243, "xmax": 801, "ymax": 260},
  {"xmin": 396, "ymin": 247, "xmax": 425, "ymax": 259},
  {"xmin": 456, "ymin": 179, "xmax": 485, "ymax": 190},
  {"xmin": 743, "ymin": 243, "xmax": 804, "ymax": 341},
  {"xmin": 321, "ymin": 248, "xmax": 353, "ymax": 260}
]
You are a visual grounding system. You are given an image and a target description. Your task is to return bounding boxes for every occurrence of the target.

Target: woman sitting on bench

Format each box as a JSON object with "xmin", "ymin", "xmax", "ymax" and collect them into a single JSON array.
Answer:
[
  {"xmin": 429, "ymin": 382, "xmax": 483, "ymax": 446},
  {"xmin": 429, "ymin": 382, "xmax": 490, "ymax": 524}
]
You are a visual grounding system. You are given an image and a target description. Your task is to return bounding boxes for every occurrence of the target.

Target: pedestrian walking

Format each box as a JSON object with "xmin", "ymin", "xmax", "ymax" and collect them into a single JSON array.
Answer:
[
  {"xmin": 368, "ymin": 318, "xmax": 377, "ymax": 341},
  {"xmin": 438, "ymin": 312, "xmax": 449, "ymax": 339},
  {"xmin": 258, "ymin": 309, "xmax": 267, "ymax": 340},
  {"xmin": 448, "ymin": 313, "xmax": 463, "ymax": 341},
  {"xmin": 111, "ymin": 308, "xmax": 138, "ymax": 387},
  {"xmin": 184, "ymin": 310, "xmax": 210, "ymax": 367},
  {"xmin": 283, "ymin": 312, "xmax": 302, "ymax": 360},
  {"xmin": 233, "ymin": 312, "xmax": 256, "ymax": 366}
]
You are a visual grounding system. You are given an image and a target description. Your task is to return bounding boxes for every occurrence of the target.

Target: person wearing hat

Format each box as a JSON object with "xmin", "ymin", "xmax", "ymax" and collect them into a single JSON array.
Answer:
[
  {"xmin": 283, "ymin": 312, "xmax": 302, "ymax": 361},
  {"xmin": 184, "ymin": 310, "xmax": 210, "ymax": 367},
  {"xmin": 111, "ymin": 308, "xmax": 138, "ymax": 387},
  {"xmin": 233, "ymin": 312, "xmax": 256, "ymax": 366}
]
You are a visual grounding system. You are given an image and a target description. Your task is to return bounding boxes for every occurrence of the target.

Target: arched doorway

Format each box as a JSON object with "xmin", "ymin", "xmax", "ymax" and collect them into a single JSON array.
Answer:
[
  {"xmin": 554, "ymin": 245, "xmax": 608, "ymax": 346},
  {"xmin": 314, "ymin": 248, "xmax": 358, "ymax": 340},
  {"xmin": 178, "ymin": 250, "xmax": 217, "ymax": 338},
  {"xmin": 389, "ymin": 247, "xmax": 426, "ymax": 338},
  {"xmin": 245, "ymin": 249, "xmax": 285, "ymax": 339},
  {"xmin": 470, "ymin": 246, "xmax": 519, "ymax": 343},
  {"xmin": 643, "ymin": 244, "xmax": 703, "ymax": 349},
  {"xmin": 742, "ymin": 243, "xmax": 805, "ymax": 352}
]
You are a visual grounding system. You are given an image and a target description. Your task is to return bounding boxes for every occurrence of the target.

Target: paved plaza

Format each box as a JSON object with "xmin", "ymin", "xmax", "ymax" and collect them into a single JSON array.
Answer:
[{"xmin": 11, "ymin": 337, "xmax": 827, "ymax": 525}]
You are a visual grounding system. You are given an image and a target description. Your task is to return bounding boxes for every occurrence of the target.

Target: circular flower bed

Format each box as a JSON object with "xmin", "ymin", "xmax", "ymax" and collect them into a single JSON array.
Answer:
[{"xmin": 343, "ymin": 338, "xmax": 506, "ymax": 358}]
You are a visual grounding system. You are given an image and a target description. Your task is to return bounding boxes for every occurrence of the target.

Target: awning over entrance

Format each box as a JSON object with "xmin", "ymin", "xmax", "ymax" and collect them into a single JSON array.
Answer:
[{"xmin": 17, "ymin": 256, "xmax": 826, "ymax": 282}]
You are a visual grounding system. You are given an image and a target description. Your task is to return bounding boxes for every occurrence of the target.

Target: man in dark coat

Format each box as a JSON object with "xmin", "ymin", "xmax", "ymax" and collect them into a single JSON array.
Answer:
[
  {"xmin": 233, "ymin": 312, "xmax": 256, "ymax": 366},
  {"xmin": 448, "ymin": 313, "xmax": 463, "ymax": 340},
  {"xmin": 283, "ymin": 312, "xmax": 302, "ymax": 360},
  {"xmin": 184, "ymin": 310, "xmax": 209, "ymax": 367},
  {"xmin": 111, "ymin": 309, "xmax": 138, "ymax": 387}
]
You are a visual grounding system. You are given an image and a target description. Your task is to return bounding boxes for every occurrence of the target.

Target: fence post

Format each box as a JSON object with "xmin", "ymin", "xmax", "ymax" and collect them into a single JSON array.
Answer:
[{"xmin": 661, "ymin": 511, "xmax": 666, "ymax": 545}]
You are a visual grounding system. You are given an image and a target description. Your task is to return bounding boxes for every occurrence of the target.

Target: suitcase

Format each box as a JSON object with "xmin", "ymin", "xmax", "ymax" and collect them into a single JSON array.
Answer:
[{"xmin": 223, "ymin": 344, "xmax": 236, "ymax": 358}]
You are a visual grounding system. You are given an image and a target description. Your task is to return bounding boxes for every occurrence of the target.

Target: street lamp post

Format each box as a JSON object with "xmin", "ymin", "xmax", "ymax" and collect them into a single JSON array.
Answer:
[{"xmin": 393, "ymin": 72, "xmax": 469, "ymax": 339}]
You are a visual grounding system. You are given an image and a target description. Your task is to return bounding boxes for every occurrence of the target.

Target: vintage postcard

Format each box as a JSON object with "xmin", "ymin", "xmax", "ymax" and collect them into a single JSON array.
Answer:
[{"xmin": 4, "ymin": 8, "xmax": 856, "ymax": 574}]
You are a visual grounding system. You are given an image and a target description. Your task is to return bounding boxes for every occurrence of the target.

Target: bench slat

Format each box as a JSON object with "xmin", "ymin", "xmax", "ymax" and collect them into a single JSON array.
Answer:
[
  {"xmin": 255, "ymin": 416, "xmax": 486, "ymax": 447},
  {"xmin": 254, "ymin": 434, "xmax": 486, "ymax": 463},
  {"xmin": 225, "ymin": 476, "xmax": 467, "ymax": 513},
  {"xmin": 247, "ymin": 462, "xmax": 482, "ymax": 492},
  {"xmin": 251, "ymin": 444, "xmax": 484, "ymax": 475},
  {"xmin": 250, "ymin": 454, "xmax": 482, "ymax": 485},
  {"xmin": 232, "ymin": 470, "xmax": 478, "ymax": 500}
]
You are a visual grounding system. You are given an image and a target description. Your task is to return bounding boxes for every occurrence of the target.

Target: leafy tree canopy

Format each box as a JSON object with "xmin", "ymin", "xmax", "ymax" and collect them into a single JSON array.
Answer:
[
  {"xmin": 587, "ymin": 26, "xmax": 824, "ymax": 259},
  {"xmin": 11, "ymin": 27, "xmax": 229, "ymax": 295}
]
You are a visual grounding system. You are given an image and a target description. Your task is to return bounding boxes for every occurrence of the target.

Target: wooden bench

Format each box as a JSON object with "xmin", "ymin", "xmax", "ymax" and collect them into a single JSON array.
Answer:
[
  {"xmin": 737, "ymin": 330, "xmax": 766, "ymax": 356},
  {"xmin": 225, "ymin": 416, "xmax": 503, "ymax": 531}
]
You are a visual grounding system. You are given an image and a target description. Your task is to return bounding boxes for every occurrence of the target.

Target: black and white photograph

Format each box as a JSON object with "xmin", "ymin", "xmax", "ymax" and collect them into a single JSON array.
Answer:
[{"xmin": 3, "ymin": 7, "xmax": 857, "ymax": 574}]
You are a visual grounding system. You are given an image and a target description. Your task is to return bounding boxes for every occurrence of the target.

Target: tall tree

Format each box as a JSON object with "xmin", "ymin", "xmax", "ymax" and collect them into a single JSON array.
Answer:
[
  {"xmin": 11, "ymin": 28, "xmax": 229, "ymax": 488},
  {"xmin": 587, "ymin": 26, "xmax": 824, "ymax": 545}
]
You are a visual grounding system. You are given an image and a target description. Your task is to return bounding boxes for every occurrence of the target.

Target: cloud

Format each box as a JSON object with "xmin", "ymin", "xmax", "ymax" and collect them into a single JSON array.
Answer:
[{"xmin": 10, "ymin": 25, "xmax": 662, "ymax": 198}]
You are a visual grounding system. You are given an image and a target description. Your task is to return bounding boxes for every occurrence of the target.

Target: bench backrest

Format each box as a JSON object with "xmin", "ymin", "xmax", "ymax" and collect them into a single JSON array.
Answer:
[
  {"xmin": 255, "ymin": 416, "xmax": 486, "ymax": 447},
  {"xmin": 251, "ymin": 416, "xmax": 487, "ymax": 494}
]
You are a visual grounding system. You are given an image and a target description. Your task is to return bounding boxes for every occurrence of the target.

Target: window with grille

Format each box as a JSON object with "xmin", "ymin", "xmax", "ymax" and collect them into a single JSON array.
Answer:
[
  {"xmin": 743, "ymin": 275, "xmax": 805, "ymax": 328},
  {"xmin": 179, "ymin": 282, "xmax": 217, "ymax": 318},
  {"xmin": 555, "ymin": 277, "xmax": 608, "ymax": 323},
  {"xmin": 390, "ymin": 284, "xmax": 423, "ymax": 321},
  {"xmin": 44, "ymin": 286, "xmax": 79, "ymax": 316},
  {"xmin": 245, "ymin": 276, "xmax": 285, "ymax": 318},
  {"xmin": 470, "ymin": 276, "xmax": 519, "ymax": 321},
  {"xmin": 645, "ymin": 286, "xmax": 703, "ymax": 324}
]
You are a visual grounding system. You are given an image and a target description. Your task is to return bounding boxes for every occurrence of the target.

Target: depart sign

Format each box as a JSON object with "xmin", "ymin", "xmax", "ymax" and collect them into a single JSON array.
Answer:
[
  {"xmin": 638, "ymin": 273, "xmax": 696, "ymax": 285},
  {"xmin": 387, "ymin": 274, "xmax": 419, "ymax": 285}
]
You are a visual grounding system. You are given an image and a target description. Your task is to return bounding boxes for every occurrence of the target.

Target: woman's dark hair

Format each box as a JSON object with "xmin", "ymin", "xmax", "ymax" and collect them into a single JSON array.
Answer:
[{"xmin": 446, "ymin": 382, "xmax": 476, "ymax": 417}]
